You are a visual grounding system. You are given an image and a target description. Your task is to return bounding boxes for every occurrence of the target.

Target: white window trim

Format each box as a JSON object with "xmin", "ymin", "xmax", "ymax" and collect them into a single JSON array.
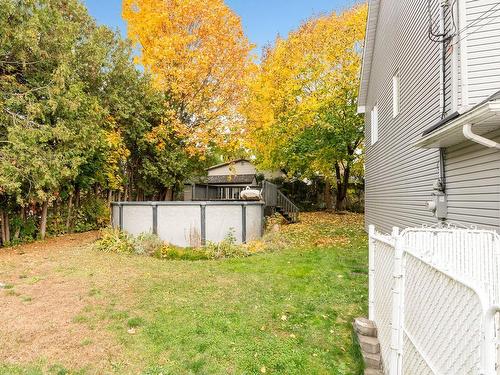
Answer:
[
  {"xmin": 393, "ymin": 73, "xmax": 400, "ymax": 117},
  {"xmin": 371, "ymin": 104, "xmax": 378, "ymax": 145}
]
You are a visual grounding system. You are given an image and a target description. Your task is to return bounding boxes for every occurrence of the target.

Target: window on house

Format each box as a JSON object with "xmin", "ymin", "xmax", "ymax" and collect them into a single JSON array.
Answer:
[
  {"xmin": 371, "ymin": 104, "xmax": 378, "ymax": 145},
  {"xmin": 393, "ymin": 72, "xmax": 400, "ymax": 117}
]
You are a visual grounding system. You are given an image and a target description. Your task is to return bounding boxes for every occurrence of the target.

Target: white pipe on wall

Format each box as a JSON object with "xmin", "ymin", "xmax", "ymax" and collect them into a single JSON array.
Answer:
[{"xmin": 463, "ymin": 124, "xmax": 500, "ymax": 150}]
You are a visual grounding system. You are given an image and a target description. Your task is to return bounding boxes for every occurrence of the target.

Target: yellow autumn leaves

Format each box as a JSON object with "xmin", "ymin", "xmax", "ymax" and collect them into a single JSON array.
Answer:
[
  {"xmin": 123, "ymin": 0, "xmax": 255, "ymax": 154},
  {"xmin": 123, "ymin": 1, "xmax": 367, "ymax": 164},
  {"xmin": 242, "ymin": 5, "xmax": 368, "ymax": 174}
]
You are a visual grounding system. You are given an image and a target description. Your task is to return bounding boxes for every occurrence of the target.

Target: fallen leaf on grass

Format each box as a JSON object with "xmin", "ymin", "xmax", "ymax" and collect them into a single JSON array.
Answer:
[{"xmin": 314, "ymin": 236, "xmax": 350, "ymax": 247}]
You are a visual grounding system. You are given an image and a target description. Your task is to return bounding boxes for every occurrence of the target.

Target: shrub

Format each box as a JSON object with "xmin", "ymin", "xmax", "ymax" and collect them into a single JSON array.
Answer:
[
  {"xmin": 134, "ymin": 233, "xmax": 164, "ymax": 256},
  {"xmin": 96, "ymin": 227, "xmax": 271, "ymax": 261},
  {"xmin": 95, "ymin": 229, "xmax": 166, "ymax": 256},
  {"xmin": 95, "ymin": 227, "xmax": 135, "ymax": 254},
  {"xmin": 204, "ymin": 229, "xmax": 250, "ymax": 259},
  {"xmin": 74, "ymin": 197, "xmax": 110, "ymax": 232},
  {"xmin": 10, "ymin": 214, "xmax": 38, "ymax": 245},
  {"xmin": 154, "ymin": 245, "xmax": 209, "ymax": 261}
]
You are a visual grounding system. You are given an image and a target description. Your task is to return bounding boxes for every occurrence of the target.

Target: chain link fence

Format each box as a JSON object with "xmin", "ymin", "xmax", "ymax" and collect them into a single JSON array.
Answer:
[{"xmin": 369, "ymin": 225, "xmax": 500, "ymax": 374}]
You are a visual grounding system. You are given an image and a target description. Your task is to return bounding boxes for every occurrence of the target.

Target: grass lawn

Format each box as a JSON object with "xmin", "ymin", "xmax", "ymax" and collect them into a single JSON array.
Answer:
[{"xmin": 0, "ymin": 212, "xmax": 367, "ymax": 375}]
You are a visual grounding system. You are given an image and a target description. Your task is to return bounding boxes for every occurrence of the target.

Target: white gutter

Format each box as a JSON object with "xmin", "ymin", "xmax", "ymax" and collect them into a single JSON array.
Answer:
[
  {"xmin": 463, "ymin": 123, "xmax": 500, "ymax": 149},
  {"xmin": 414, "ymin": 100, "xmax": 500, "ymax": 148}
]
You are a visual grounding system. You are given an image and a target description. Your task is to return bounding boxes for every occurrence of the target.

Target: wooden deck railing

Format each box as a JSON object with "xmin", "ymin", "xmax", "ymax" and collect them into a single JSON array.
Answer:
[{"xmin": 262, "ymin": 181, "xmax": 299, "ymax": 223}]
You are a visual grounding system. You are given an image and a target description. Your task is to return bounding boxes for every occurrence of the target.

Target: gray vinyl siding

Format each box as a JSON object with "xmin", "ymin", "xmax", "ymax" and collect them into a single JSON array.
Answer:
[
  {"xmin": 207, "ymin": 161, "xmax": 256, "ymax": 176},
  {"xmin": 457, "ymin": 37, "xmax": 463, "ymax": 107},
  {"xmin": 444, "ymin": 4, "xmax": 454, "ymax": 116},
  {"xmin": 445, "ymin": 129, "xmax": 500, "ymax": 231},
  {"xmin": 465, "ymin": 0, "xmax": 500, "ymax": 106},
  {"xmin": 365, "ymin": 0, "xmax": 442, "ymax": 233}
]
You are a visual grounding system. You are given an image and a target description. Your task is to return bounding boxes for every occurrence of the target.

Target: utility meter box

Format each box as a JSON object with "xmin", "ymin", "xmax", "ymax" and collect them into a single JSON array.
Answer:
[{"xmin": 427, "ymin": 190, "xmax": 447, "ymax": 220}]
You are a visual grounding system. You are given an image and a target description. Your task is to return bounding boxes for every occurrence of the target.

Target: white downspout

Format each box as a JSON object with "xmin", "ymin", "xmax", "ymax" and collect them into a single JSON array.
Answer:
[{"xmin": 463, "ymin": 124, "xmax": 500, "ymax": 149}]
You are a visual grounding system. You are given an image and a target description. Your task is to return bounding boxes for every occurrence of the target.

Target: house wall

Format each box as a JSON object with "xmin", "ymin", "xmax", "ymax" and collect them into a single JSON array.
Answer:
[
  {"xmin": 444, "ymin": 2, "xmax": 456, "ymax": 114},
  {"xmin": 463, "ymin": 0, "xmax": 500, "ymax": 107},
  {"xmin": 445, "ymin": 128, "xmax": 500, "ymax": 231},
  {"xmin": 365, "ymin": 0, "xmax": 500, "ymax": 233},
  {"xmin": 207, "ymin": 160, "xmax": 256, "ymax": 176},
  {"xmin": 364, "ymin": 0, "xmax": 442, "ymax": 233}
]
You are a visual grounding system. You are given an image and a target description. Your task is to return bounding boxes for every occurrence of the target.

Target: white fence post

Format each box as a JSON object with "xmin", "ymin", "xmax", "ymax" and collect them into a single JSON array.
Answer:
[
  {"xmin": 390, "ymin": 227, "xmax": 403, "ymax": 375},
  {"xmin": 481, "ymin": 305, "xmax": 499, "ymax": 375},
  {"xmin": 368, "ymin": 224, "xmax": 376, "ymax": 321},
  {"xmin": 496, "ymin": 235, "xmax": 500, "ymax": 304}
]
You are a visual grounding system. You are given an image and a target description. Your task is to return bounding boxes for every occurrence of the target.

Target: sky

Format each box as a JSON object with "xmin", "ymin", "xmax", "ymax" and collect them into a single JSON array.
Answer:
[{"xmin": 83, "ymin": 0, "xmax": 360, "ymax": 56}]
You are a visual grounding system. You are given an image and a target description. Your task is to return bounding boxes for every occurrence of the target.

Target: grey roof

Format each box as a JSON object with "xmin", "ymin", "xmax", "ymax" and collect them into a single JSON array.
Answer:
[
  {"xmin": 207, "ymin": 174, "xmax": 256, "ymax": 184},
  {"xmin": 422, "ymin": 89, "xmax": 500, "ymax": 136}
]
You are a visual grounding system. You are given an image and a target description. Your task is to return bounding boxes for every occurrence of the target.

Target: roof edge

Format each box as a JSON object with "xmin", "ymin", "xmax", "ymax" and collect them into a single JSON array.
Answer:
[
  {"xmin": 414, "ymin": 100, "xmax": 500, "ymax": 148},
  {"xmin": 206, "ymin": 158, "xmax": 251, "ymax": 171},
  {"xmin": 357, "ymin": 0, "xmax": 380, "ymax": 112}
]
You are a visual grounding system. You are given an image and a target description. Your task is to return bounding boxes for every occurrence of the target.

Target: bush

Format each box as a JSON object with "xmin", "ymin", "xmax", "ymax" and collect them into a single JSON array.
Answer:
[
  {"xmin": 95, "ymin": 227, "xmax": 270, "ymax": 261},
  {"xmin": 204, "ymin": 229, "xmax": 250, "ymax": 259},
  {"xmin": 95, "ymin": 228, "xmax": 166, "ymax": 256},
  {"xmin": 95, "ymin": 227, "xmax": 135, "ymax": 254},
  {"xmin": 48, "ymin": 196, "xmax": 110, "ymax": 237},
  {"xmin": 10, "ymin": 214, "xmax": 38, "ymax": 245},
  {"xmin": 154, "ymin": 245, "xmax": 209, "ymax": 261},
  {"xmin": 134, "ymin": 232, "xmax": 164, "ymax": 256},
  {"xmin": 74, "ymin": 197, "xmax": 110, "ymax": 232}
]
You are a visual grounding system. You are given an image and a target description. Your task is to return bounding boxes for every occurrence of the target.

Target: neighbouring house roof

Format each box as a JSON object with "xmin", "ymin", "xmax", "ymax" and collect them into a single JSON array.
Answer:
[
  {"xmin": 207, "ymin": 174, "xmax": 256, "ymax": 185},
  {"xmin": 206, "ymin": 158, "xmax": 250, "ymax": 171},
  {"xmin": 357, "ymin": 0, "xmax": 380, "ymax": 113},
  {"xmin": 415, "ymin": 90, "xmax": 500, "ymax": 148}
]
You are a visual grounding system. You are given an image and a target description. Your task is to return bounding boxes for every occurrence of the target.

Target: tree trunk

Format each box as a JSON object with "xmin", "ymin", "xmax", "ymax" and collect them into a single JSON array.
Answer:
[
  {"xmin": 128, "ymin": 169, "xmax": 134, "ymax": 201},
  {"xmin": 75, "ymin": 188, "xmax": 81, "ymax": 209},
  {"xmin": 324, "ymin": 180, "xmax": 333, "ymax": 210},
  {"xmin": 14, "ymin": 208, "xmax": 24, "ymax": 240},
  {"xmin": 137, "ymin": 189, "xmax": 144, "ymax": 201},
  {"xmin": 40, "ymin": 200, "xmax": 48, "ymax": 240},
  {"xmin": 0, "ymin": 209, "xmax": 5, "ymax": 246},
  {"xmin": 3, "ymin": 210, "xmax": 10, "ymax": 244},
  {"xmin": 107, "ymin": 190, "xmax": 113, "ymax": 204},
  {"xmin": 66, "ymin": 194, "xmax": 73, "ymax": 232},
  {"xmin": 334, "ymin": 162, "xmax": 350, "ymax": 212}
]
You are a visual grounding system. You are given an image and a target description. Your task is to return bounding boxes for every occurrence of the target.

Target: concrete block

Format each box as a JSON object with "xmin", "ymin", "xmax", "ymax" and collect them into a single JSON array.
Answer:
[
  {"xmin": 364, "ymin": 368, "xmax": 383, "ymax": 375},
  {"xmin": 358, "ymin": 334, "xmax": 380, "ymax": 354},
  {"xmin": 354, "ymin": 317, "xmax": 377, "ymax": 337},
  {"xmin": 362, "ymin": 351, "xmax": 381, "ymax": 370}
]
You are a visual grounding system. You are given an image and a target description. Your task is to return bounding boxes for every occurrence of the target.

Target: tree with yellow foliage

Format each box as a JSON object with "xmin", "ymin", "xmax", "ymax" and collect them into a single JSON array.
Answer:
[
  {"xmin": 243, "ymin": 5, "xmax": 367, "ymax": 211},
  {"xmin": 123, "ymin": 0, "xmax": 255, "ymax": 154}
]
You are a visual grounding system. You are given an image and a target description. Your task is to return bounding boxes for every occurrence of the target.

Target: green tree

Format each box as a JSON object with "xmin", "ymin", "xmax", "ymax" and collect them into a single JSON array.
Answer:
[{"xmin": 243, "ymin": 5, "xmax": 367, "ymax": 210}]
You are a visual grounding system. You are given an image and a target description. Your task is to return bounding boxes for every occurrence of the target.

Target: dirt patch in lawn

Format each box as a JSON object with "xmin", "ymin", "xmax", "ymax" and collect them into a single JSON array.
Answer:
[
  {"xmin": 0, "ymin": 231, "xmax": 98, "ymax": 258},
  {"xmin": 0, "ymin": 231, "xmax": 126, "ymax": 373}
]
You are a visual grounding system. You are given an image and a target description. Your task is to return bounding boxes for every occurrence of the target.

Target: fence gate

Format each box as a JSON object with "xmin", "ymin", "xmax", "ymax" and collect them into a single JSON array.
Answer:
[{"xmin": 369, "ymin": 225, "xmax": 500, "ymax": 375}]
